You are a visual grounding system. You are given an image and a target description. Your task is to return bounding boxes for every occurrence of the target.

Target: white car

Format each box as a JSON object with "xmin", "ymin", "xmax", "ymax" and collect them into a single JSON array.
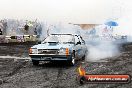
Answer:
[{"xmin": 29, "ymin": 34, "xmax": 87, "ymax": 66}]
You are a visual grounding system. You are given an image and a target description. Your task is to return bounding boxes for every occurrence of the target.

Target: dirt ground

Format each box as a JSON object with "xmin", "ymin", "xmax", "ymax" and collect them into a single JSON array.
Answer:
[{"xmin": 0, "ymin": 43, "xmax": 132, "ymax": 88}]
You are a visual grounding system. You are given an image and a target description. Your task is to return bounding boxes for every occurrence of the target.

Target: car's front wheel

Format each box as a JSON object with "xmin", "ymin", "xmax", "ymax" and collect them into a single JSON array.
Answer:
[
  {"xmin": 32, "ymin": 60, "xmax": 39, "ymax": 66},
  {"xmin": 69, "ymin": 53, "xmax": 76, "ymax": 66}
]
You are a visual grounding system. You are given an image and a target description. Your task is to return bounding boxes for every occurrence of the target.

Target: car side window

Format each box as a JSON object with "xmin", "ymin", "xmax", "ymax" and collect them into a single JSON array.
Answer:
[
  {"xmin": 78, "ymin": 36, "xmax": 83, "ymax": 45},
  {"xmin": 76, "ymin": 35, "xmax": 85, "ymax": 45},
  {"xmin": 79, "ymin": 36, "xmax": 85, "ymax": 45},
  {"xmin": 75, "ymin": 36, "xmax": 80, "ymax": 45},
  {"xmin": 75, "ymin": 35, "xmax": 82, "ymax": 45}
]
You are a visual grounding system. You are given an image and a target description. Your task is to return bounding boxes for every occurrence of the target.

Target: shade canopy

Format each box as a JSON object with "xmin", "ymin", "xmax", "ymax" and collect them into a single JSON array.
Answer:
[{"xmin": 105, "ymin": 21, "xmax": 118, "ymax": 26}]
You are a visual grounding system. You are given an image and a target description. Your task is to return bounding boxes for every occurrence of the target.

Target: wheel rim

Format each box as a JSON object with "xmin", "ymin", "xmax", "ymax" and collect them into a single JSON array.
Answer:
[{"xmin": 72, "ymin": 58, "xmax": 75, "ymax": 65}]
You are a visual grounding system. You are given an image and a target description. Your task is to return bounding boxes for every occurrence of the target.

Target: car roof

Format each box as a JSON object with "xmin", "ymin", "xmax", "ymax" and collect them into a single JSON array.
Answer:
[
  {"xmin": 51, "ymin": 34, "xmax": 72, "ymax": 35},
  {"xmin": 51, "ymin": 34, "xmax": 80, "ymax": 36}
]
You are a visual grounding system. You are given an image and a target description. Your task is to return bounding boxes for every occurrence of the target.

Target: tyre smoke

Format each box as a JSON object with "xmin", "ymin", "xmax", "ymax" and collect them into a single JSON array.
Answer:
[
  {"xmin": 86, "ymin": 41, "xmax": 119, "ymax": 62},
  {"xmin": 43, "ymin": 22, "xmax": 120, "ymax": 62}
]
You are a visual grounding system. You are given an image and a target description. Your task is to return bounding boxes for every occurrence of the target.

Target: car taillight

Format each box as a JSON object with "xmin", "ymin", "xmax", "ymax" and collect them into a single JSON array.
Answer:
[
  {"xmin": 29, "ymin": 48, "xmax": 32, "ymax": 54},
  {"xmin": 65, "ymin": 48, "xmax": 69, "ymax": 56}
]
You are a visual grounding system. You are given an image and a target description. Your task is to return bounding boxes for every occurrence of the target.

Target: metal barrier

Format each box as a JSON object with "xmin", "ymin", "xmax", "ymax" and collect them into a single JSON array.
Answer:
[{"xmin": 2, "ymin": 35, "xmax": 38, "ymax": 43}]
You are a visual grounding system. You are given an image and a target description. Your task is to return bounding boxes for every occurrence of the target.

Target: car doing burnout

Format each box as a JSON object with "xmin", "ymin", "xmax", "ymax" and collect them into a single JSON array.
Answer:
[{"xmin": 29, "ymin": 34, "xmax": 87, "ymax": 66}]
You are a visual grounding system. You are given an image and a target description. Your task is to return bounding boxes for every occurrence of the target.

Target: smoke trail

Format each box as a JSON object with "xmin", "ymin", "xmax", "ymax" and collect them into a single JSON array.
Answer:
[
  {"xmin": 44, "ymin": 22, "xmax": 120, "ymax": 62},
  {"xmin": 77, "ymin": 23, "xmax": 120, "ymax": 62},
  {"xmin": 39, "ymin": 21, "xmax": 47, "ymax": 41},
  {"xmin": 86, "ymin": 41, "xmax": 119, "ymax": 62}
]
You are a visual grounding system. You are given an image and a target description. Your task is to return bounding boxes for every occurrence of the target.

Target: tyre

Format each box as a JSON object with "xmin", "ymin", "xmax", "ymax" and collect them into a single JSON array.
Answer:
[
  {"xmin": 82, "ymin": 55, "xmax": 85, "ymax": 60},
  {"xmin": 69, "ymin": 53, "xmax": 76, "ymax": 66},
  {"xmin": 32, "ymin": 60, "xmax": 39, "ymax": 66},
  {"xmin": 82, "ymin": 50, "xmax": 88, "ymax": 60}
]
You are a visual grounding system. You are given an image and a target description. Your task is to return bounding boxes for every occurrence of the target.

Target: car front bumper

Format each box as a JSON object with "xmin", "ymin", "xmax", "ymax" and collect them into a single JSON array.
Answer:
[{"xmin": 29, "ymin": 54, "xmax": 72, "ymax": 61}]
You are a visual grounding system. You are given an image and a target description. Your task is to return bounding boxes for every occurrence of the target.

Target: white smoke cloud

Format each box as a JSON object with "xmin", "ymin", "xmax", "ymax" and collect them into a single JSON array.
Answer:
[{"xmin": 86, "ymin": 41, "xmax": 119, "ymax": 62}]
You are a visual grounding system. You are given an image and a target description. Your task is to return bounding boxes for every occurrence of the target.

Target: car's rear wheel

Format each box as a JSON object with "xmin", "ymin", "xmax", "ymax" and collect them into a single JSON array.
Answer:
[
  {"xmin": 82, "ymin": 55, "xmax": 85, "ymax": 60},
  {"xmin": 82, "ymin": 50, "xmax": 88, "ymax": 60},
  {"xmin": 32, "ymin": 60, "xmax": 39, "ymax": 66}
]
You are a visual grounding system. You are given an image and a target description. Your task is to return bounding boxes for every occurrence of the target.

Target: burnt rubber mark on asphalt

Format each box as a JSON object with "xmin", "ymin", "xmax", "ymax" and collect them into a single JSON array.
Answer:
[
  {"xmin": 7, "ymin": 61, "xmax": 27, "ymax": 77},
  {"xmin": 0, "ymin": 61, "xmax": 29, "ymax": 85},
  {"xmin": 53, "ymin": 65, "xmax": 75, "ymax": 88},
  {"xmin": 57, "ymin": 68, "xmax": 63, "ymax": 79},
  {"xmin": 53, "ymin": 67, "xmax": 64, "ymax": 88}
]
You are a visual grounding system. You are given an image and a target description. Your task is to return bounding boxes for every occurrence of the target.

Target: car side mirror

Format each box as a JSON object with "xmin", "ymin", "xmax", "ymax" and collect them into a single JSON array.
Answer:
[
  {"xmin": 82, "ymin": 40, "xmax": 85, "ymax": 44},
  {"xmin": 37, "ymin": 41, "xmax": 41, "ymax": 44}
]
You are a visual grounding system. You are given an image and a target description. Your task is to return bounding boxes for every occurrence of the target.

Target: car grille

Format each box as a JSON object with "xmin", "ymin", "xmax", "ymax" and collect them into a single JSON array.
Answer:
[{"xmin": 38, "ymin": 49, "xmax": 59, "ymax": 54}]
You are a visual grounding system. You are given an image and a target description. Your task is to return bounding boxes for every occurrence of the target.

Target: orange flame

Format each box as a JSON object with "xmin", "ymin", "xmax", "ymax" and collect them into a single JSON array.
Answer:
[{"xmin": 78, "ymin": 66, "xmax": 86, "ymax": 76}]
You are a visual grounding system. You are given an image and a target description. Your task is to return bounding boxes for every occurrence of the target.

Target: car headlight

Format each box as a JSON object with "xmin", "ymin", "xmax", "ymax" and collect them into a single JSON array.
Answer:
[
  {"xmin": 59, "ymin": 48, "xmax": 66, "ymax": 55},
  {"xmin": 59, "ymin": 48, "xmax": 69, "ymax": 56},
  {"xmin": 29, "ymin": 48, "xmax": 37, "ymax": 54}
]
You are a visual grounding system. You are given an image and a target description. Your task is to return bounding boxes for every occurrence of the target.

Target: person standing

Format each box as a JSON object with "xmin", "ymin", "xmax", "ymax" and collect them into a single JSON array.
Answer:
[
  {"xmin": 0, "ymin": 28, "xmax": 2, "ymax": 35},
  {"xmin": 24, "ymin": 24, "xmax": 29, "ymax": 34}
]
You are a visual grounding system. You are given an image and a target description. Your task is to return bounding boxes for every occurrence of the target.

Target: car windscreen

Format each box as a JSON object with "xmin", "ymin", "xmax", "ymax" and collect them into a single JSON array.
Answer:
[{"xmin": 42, "ymin": 35, "xmax": 75, "ymax": 44}]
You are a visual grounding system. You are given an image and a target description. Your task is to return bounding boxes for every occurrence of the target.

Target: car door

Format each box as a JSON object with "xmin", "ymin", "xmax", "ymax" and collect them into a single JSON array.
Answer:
[
  {"xmin": 77, "ymin": 36, "xmax": 87, "ymax": 58},
  {"xmin": 79, "ymin": 36, "xmax": 87, "ymax": 57},
  {"xmin": 74, "ymin": 35, "xmax": 83, "ymax": 60}
]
